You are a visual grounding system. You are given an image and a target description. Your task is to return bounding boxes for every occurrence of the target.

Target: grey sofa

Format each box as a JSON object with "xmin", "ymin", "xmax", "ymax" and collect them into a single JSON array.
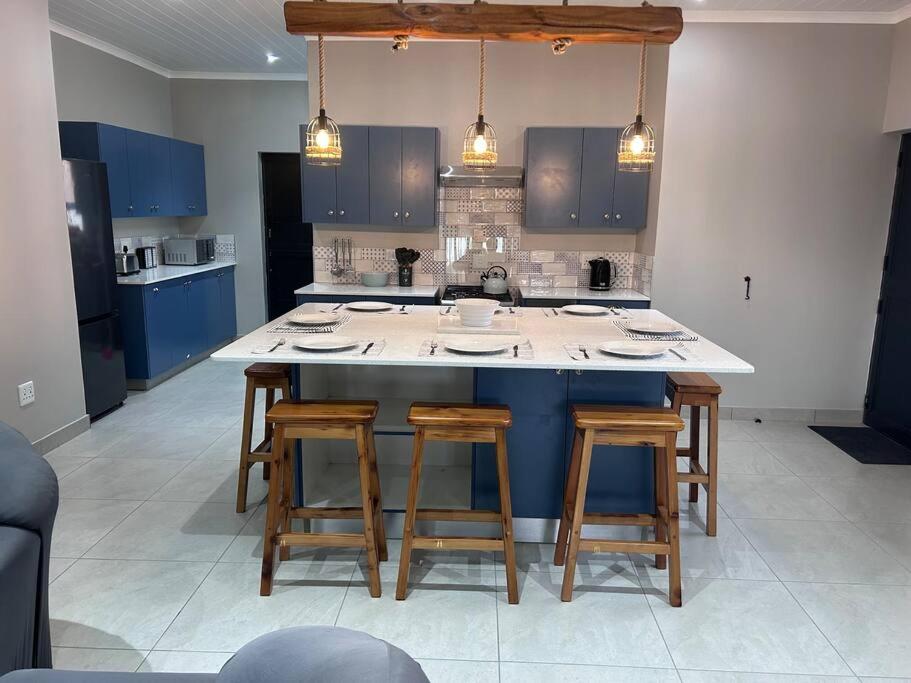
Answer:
[
  {"xmin": 1, "ymin": 627, "xmax": 429, "ymax": 682},
  {"xmin": 0, "ymin": 422, "xmax": 58, "ymax": 676}
]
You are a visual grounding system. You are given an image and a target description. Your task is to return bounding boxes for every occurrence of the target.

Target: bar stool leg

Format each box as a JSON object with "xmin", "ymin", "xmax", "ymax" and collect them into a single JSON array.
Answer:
[
  {"xmin": 356, "ymin": 425, "xmax": 381, "ymax": 598},
  {"xmin": 689, "ymin": 405, "xmax": 701, "ymax": 503},
  {"xmin": 365, "ymin": 425, "xmax": 388, "ymax": 562},
  {"xmin": 261, "ymin": 388, "xmax": 277, "ymax": 482},
  {"xmin": 665, "ymin": 432, "xmax": 682, "ymax": 607},
  {"xmin": 554, "ymin": 428, "xmax": 584, "ymax": 567},
  {"xmin": 396, "ymin": 426, "xmax": 425, "ymax": 600},
  {"xmin": 494, "ymin": 428, "xmax": 518, "ymax": 605},
  {"xmin": 561, "ymin": 428, "xmax": 595, "ymax": 602},
  {"xmin": 260, "ymin": 424, "xmax": 285, "ymax": 596},
  {"xmin": 237, "ymin": 378, "xmax": 256, "ymax": 514},
  {"xmin": 279, "ymin": 436, "xmax": 294, "ymax": 562},
  {"xmin": 706, "ymin": 397, "xmax": 719, "ymax": 537},
  {"xmin": 654, "ymin": 443, "xmax": 667, "ymax": 571}
]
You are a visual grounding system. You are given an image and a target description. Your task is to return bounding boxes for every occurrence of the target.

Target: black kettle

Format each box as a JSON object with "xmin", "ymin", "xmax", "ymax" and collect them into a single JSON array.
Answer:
[{"xmin": 588, "ymin": 258, "xmax": 617, "ymax": 291}]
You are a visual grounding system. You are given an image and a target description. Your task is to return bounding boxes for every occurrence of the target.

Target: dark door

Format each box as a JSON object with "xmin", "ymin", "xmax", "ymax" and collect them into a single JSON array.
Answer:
[
  {"xmin": 369, "ymin": 126, "xmax": 403, "ymax": 226},
  {"xmin": 263, "ymin": 152, "xmax": 313, "ymax": 320},
  {"xmin": 336, "ymin": 125, "xmax": 370, "ymax": 224},
  {"xmin": 524, "ymin": 128, "xmax": 583, "ymax": 229},
  {"xmin": 865, "ymin": 135, "xmax": 911, "ymax": 448},
  {"xmin": 402, "ymin": 127, "xmax": 438, "ymax": 228},
  {"xmin": 78, "ymin": 315, "xmax": 127, "ymax": 419},
  {"xmin": 579, "ymin": 128, "xmax": 617, "ymax": 228}
]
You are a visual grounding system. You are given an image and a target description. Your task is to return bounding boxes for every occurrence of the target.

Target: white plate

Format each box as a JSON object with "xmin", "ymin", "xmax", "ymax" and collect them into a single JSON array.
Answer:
[
  {"xmin": 598, "ymin": 341, "xmax": 673, "ymax": 358},
  {"xmin": 292, "ymin": 336, "xmax": 359, "ymax": 352},
  {"xmin": 624, "ymin": 321, "xmax": 684, "ymax": 335},
  {"xmin": 288, "ymin": 311, "xmax": 339, "ymax": 325},
  {"xmin": 443, "ymin": 339, "xmax": 510, "ymax": 354},
  {"xmin": 346, "ymin": 301, "xmax": 393, "ymax": 312},
  {"xmin": 562, "ymin": 304, "xmax": 610, "ymax": 316}
]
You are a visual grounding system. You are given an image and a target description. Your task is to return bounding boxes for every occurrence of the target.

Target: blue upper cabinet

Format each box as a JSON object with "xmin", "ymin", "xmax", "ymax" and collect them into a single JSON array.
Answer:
[
  {"xmin": 369, "ymin": 126, "xmax": 404, "ymax": 226},
  {"xmin": 524, "ymin": 128, "xmax": 583, "ymax": 229},
  {"xmin": 59, "ymin": 122, "xmax": 206, "ymax": 219},
  {"xmin": 169, "ymin": 139, "xmax": 207, "ymax": 216},
  {"xmin": 301, "ymin": 124, "xmax": 369, "ymax": 224},
  {"xmin": 402, "ymin": 127, "xmax": 439, "ymax": 228},
  {"xmin": 524, "ymin": 126, "xmax": 649, "ymax": 231}
]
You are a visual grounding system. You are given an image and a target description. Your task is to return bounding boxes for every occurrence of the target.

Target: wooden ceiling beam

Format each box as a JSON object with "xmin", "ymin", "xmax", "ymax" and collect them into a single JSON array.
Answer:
[{"xmin": 283, "ymin": 2, "xmax": 683, "ymax": 45}]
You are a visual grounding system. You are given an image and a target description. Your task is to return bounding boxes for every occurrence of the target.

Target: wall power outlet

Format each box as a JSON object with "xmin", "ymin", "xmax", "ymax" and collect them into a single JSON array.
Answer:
[{"xmin": 17, "ymin": 381, "xmax": 35, "ymax": 407}]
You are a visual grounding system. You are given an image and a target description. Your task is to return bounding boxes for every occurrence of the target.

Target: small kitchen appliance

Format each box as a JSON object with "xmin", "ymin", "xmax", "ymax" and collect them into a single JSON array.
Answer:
[
  {"xmin": 588, "ymin": 257, "xmax": 617, "ymax": 291},
  {"xmin": 163, "ymin": 236, "xmax": 216, "ymax": 265},
  {"xmin": 135, "ymin": 246, "xmax": 157, "ymax": 269},
  {"xmin": 480, "ymin": 266, "xmax": 508, "ymax": 294},
  {"xmin": 114, "ymin": 246, "xmax": 140, "ymax": 275}
]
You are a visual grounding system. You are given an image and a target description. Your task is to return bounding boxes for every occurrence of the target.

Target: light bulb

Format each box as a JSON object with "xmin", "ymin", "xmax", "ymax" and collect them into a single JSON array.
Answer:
[
  {"xmin": 629, "ymin": 135, "xmax": 646, "ymax": 156},
  {"xmin": 315, "ymin": 128, "xmax": 330, "ymax": 149},
  {"xmin": 472, "ymin": 134, "xmax": 488, "ymax": 154}
]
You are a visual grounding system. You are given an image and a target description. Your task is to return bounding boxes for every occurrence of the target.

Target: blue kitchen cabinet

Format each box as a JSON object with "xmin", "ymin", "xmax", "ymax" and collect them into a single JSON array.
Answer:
[
  {"xmin": 524, "ymin": 128, "xmax": 584, "ymax": 229},
  {"xmin": 118, "ymin": 266, "xmax": 236, "ymax": 384},
  {"xmin": 369, "ymin": 126, "xmax": 404, "ymax": 225},
  {"xmin": 59, "ymin": 122, "xmax": 206, "ymax": 219},
  {"xmin": 402, "ymin": 127, "xmax": 439, "ymax": 228},
  {"xmin": 301, "ymin": 125, "xmax": 369, "ymax": 224},
  {"xmin": 169, "ymin": 139, "xmax": 207, "ymax": 216},
  {"xmin": 524, "ymin": 127, "xmax": 650, "ymax": 231}
]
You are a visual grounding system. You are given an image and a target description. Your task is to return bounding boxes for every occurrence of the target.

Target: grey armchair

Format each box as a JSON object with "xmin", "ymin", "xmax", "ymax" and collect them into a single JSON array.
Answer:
[{"xmin": 0, "ymin": 422, "xmax": 58, "ymax": 676}]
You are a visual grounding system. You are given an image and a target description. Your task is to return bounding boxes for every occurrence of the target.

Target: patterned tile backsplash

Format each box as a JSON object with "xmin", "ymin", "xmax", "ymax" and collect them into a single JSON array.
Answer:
[
  {"xmin": 116, "ymin": 234, "xmax": 236, "ymax": 264},
  {"xmin": 313, "ymin": 186, "xmax": 653, "ymax": 296}
]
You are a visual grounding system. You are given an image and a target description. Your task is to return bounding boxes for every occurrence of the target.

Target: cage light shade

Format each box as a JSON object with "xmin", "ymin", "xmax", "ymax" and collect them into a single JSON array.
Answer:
[
  {"xmin": 305, "ymin": 109, "xmax": 342, "ymax": 166},
  {"xmin": 618, "ymin": 115, "xmax": 655, "ymax": 172},
  {"xmin": 462, "ymin": 117, "xmax": 497, "ymax": 169}
]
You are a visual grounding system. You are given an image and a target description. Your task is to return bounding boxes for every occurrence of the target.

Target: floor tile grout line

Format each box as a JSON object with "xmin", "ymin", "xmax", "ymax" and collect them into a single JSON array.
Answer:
[
  {"xmin": 851, "ymin": 521, "xmax": 911, "ymax": 574},
  {"xmin": 634, "ymin": 551, "xmax": 682, "ymax": 678}
]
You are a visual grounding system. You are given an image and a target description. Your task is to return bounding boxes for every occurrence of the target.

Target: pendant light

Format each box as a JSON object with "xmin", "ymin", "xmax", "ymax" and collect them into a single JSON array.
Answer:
[
  {"xmin": 618, "ymin": 41, "xmax": 655, "ymax": 173},
  {"xmin": 462, "ymin": 38, "xmax": 497, "ymax": 169},
  {"xmin": 305, "ymin": 35, "xmax": 341, "ymax": 166}
]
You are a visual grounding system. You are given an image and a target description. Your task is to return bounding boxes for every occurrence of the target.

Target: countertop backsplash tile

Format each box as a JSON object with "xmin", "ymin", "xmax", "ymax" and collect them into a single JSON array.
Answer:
[{"xmin": 311, "ymin": 185, "xmax": 652, "ymax": 296}]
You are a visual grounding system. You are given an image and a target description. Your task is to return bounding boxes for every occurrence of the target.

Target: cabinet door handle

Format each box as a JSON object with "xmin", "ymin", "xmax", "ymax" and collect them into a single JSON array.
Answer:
[
  {"xmin": 393, "ymin": 210, "xmax": 400, "ymax": 219},
  {"xmin": 615, "ymin": 213, "xmax": 622, "ymax": 221},
  {"xmin": 338, "ymin": 209, "xmax": 345, "ymax": 217},
  {"xmin": 327, "ymin": 209, "xmax": 335, "ymax": 216},
  {"xmin": 128, "ymin": 204, "xmax": 134, "ymax": 213},
  {"xmin": 569, "ymin": 212, "xmax": 577, "ymax": 221},
  {"xmin": 603, "ymin": 213, "xmax": 610, "ymax": 221},
  {"xmin": 404, "ymin": 210, "xmax": 411, "ymax": 220},
  {"xmin": 152, "ymin": 287, "xmax": 159, "ymax": 293}
]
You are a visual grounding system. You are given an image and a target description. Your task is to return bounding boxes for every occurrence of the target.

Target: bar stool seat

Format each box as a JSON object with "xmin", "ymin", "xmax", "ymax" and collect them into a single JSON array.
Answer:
[
  {"xmin": 397, "ymin": 402, "xmax": 519, "ymax": 604},
  {"xmin": 260, "ymin": 399, "xmax": 387, "ymax": 598},
  {"xmin": 666, "ymin": 372, "xmax": 722, "ymax": 537},
  {"xmin": 236, "ymin": 363, "xmax": 292, "ymax": 514},
  {"xmin": 555, "ymin": 404, "xmax": 685, "ymax": 606}
]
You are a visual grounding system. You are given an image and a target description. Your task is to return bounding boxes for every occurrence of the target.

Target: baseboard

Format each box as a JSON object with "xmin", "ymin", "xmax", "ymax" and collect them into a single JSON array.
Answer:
[
  {"xmin": 678, "ymin": 405, "xmax": 864, "ymax": 424},
  {"xmin": 32, "ymin": 413, "xmax": 90, "ymax": 455},
  {"xmin": 127, "ymin": 337, "xmax": 237, "ymax": 391}
]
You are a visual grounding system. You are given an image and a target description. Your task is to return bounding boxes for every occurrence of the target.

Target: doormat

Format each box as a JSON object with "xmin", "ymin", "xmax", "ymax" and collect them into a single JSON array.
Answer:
[{"xmin": 809, "ymin": 426, "xmax": 911, "ymax": 465}]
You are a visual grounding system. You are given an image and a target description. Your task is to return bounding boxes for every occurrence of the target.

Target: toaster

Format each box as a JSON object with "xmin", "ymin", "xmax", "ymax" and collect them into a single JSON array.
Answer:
[{"xmin": 114, "ymin": 248, "xmax": 139, "ymax": 275}]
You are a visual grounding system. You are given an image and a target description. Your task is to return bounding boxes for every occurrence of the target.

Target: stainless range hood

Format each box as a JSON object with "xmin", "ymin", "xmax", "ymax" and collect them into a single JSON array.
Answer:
[{"xmin": 439, "ymin": 164, "xmax": 523, "ymax": 188}]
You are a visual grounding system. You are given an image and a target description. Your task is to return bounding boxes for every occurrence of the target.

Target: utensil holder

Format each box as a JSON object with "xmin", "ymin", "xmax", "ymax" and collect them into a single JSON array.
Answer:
[{"xmin": 398, "ymin": 265, "xmax": 413, "ymax": 287}]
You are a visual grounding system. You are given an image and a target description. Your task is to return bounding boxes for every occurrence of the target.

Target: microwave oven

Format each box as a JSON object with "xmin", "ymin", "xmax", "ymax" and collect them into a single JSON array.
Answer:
[{"xmin": 162, "ymin": 236, "xmax": 216, "ymax": 265}]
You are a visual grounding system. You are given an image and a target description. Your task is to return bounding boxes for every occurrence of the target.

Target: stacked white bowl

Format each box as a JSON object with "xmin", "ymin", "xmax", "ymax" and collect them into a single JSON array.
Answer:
[{"xmin": 455, "ymin": 298, "xmax": 500, "ymax": 327}]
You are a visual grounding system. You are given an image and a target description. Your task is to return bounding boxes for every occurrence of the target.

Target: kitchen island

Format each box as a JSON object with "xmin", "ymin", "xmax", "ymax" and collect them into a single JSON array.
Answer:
[{"xmin": 212, "ymin": 304, "xmax": 752, "ymax": 539}]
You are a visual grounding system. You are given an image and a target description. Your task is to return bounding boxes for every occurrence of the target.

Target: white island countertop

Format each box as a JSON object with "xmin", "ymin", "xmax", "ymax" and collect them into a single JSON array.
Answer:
[
  {"xmin": 295, "ymin": 283, "xmax": 440, "ymax": 298},
  {"xmin": 117, "ymin": 261, "xmax": 236, "ymax": 286},
  {"xmin": 212, "ymin": 304, "xmax": 753, "ymax": 374},
  {"xmin": 520, "ymin": 286, "xmax": 650, "ymax": 302}
]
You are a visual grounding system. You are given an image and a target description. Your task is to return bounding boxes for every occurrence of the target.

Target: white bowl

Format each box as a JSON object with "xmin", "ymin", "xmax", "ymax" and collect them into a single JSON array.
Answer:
[
  {"xmin": 360, "ymin": 272, "xmax": 389, "ymax": 287},
  {"xmin": 455, "ymin": 298, "xmax": 500, "ymax": 327}
]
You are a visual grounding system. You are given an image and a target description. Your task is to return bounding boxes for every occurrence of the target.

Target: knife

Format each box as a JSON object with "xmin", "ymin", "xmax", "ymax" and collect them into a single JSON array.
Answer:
[
  {"xmin": 552, "ymin": 308, "xmax": 559, "ymax": 316},
  {"xmin": 513, "ymin": 344, "xmax": 519, "ymax": 358},
  {"xmin": 332, "ymin": 303, "xmax": 343, "ymax": 311},
  {"xmin": 361, "ymin": 341, "xmax": 375, "ymax": 355},
  {"xmin": 669, "ymin": 347, "xmax": 687, "ymax": 361}
]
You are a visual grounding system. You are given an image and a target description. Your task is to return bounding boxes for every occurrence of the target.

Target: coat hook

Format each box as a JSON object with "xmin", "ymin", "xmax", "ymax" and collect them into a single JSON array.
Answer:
[{"xmin": 744, "ymin": 275, "xmax": 752, "ymax": 300}]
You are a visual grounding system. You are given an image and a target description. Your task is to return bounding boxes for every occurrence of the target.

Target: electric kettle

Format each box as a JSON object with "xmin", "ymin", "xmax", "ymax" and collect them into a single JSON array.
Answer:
[{"xmin": 588, "ymin": 258, "xmax": 617, "ymax": 291}]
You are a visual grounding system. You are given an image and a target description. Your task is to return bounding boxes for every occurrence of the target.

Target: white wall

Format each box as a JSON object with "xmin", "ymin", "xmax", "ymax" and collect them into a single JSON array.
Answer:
[
  {"xmin": 653, "ymin": 23, "xmax": 898, "ymax": 413},
  {"xmin": 170, "ymin": 79, "xmax": 309, "ymax": 334},
  {"xmin": 884, "ymin": 18, "xmax": 911, "ymax": 134},
  {"xmin": 0, "ymin": 0, "xmax": 87, "ymax": 444}
]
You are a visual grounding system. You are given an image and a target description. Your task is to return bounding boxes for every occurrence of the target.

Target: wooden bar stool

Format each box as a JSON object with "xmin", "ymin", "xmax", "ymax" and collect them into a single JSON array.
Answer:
[
  {"xmin": 666, "ymin": 372, "xmax": 722, "ymax": 537},
  {"xmin": 260, "ymin": 399, "xmax": 387, "ymax": 598},
  {"xmin": 397, "ymin": 402, "xmax": 519, "ymax": 604},
  {"xmin": 236, "ymin": 363, "xmax": 292, "ymax": 513},
  {"xmin": 554, "ymin": 405, "xmax": 685, "ymax": 606}
]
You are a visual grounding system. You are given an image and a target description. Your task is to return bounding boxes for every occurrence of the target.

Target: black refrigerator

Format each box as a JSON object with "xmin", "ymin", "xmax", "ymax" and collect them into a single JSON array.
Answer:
[{"xmin": 63, "ymin": 159, "xmax": 127, "ymax": 419}]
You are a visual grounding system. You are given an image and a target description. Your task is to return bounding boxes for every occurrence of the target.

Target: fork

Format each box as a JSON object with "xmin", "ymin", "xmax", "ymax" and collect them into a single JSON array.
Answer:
[
  {"xmin": 429, "ymin": 340, "xmax": 438, "ymax": 356},
  {"xmin": 578, "ymin": 344, "xmax": 589, "ymax": 360},
  {"xmin": 400, "ymin": 305, "xmax": 407, "ymax": 313},
  {"xmin": 268, "ymin": 337, "xmax": 286, "ymax": 353}
]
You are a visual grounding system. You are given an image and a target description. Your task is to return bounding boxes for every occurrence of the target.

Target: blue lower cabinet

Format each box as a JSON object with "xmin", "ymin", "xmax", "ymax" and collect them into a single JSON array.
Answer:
[{"xmin": 118, "ymin": 267, "xmax": 236, "ymax": 381}]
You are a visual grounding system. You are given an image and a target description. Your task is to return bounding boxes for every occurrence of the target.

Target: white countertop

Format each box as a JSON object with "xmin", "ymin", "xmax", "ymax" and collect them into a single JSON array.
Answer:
[
  {"xmin": 212, "ymin": 304, "xmax": 753, "ymax": 374},
  {"xmin": 117, "ymin": 261, "xmax": 236, "ymax": 286},
  {"xmin": 295, "ymin": 283, "xmax": 440, "ymax": 298},
  {"xmin": 520, "ymin": 286, "xmax": 651, "ymax": 302}
]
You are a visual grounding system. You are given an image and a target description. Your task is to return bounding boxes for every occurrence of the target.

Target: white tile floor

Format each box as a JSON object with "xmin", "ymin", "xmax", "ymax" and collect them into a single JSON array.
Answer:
[{"xmin": 43, "ymin": 360, "xmax": 911, "ymax": 682}]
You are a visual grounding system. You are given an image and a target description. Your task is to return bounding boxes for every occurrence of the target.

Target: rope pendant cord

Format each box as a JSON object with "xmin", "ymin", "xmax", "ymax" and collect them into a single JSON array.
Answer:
[
  {"xmin": 636, "ymin": 40, "xmax": 647, "ymax": 118},
  {"xmin": 478, "ymin": 38, "xmax": 485, "ymax": 118},
  {"xmin": 318, "ymin": 34, "xmax": 326, "ymax": 112}
]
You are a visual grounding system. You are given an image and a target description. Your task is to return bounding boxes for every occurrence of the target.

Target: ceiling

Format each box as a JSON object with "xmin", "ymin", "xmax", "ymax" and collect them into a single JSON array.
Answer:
[{"xmin": 48, "ymin": 0, "xmax": 911, "ymax": 77}]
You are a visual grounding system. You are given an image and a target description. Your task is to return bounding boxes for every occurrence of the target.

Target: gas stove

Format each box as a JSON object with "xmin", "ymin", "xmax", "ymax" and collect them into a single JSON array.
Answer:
[{"xmin": 440, "ymin": 285, "xmax": 516, "ymax": 306}]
